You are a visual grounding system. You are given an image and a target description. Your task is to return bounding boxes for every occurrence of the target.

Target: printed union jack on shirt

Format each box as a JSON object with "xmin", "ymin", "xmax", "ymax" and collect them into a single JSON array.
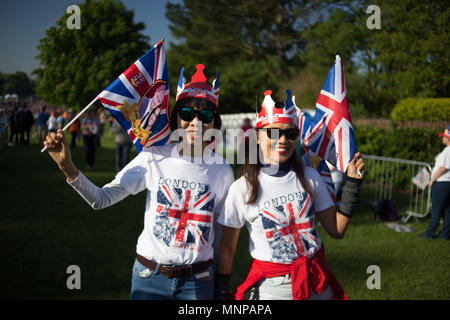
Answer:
[
  {"xmin": 153, "ymin": 181, "xmax": 216, "ymax": 251},
  {"xmin": 259, "ymin": 191, "xmax": 321, "ymax": 262},
  {"xmin": 218, "ymin": 167, "xmax": 333, "ymax": 263},
  {"xmin": 303, "ymin": 55, "xmax": 357, "ymax": 173},
  {"xmin": 98, "ymin": 40, "xmax": 170, "ymax": 153}
]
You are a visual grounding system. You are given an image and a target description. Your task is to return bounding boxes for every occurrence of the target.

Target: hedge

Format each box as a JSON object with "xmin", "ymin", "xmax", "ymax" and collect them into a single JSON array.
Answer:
[
  {"xmin": 390, "ymin": 98, "xmax": 450, "ymax": 121},
  {"xmin": 355, "ymin": 125, "xmax": 443, "ymax": 164}
]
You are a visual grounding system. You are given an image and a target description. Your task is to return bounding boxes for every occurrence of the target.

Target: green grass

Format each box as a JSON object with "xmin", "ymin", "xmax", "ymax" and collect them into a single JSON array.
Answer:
[{"xmin": 0, "ymin": 131, "xmax": 448, "ymax": 300}]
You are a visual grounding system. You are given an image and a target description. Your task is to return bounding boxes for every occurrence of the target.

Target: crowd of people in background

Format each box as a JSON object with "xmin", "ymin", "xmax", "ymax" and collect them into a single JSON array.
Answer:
[{"xmin": 0, "ymin": 101, "xmax": 130, "ymax": 173}]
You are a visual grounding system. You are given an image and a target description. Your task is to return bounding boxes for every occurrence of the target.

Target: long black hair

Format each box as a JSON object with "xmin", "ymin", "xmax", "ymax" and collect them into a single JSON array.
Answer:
[{"xmin": 243, "ymin": 132, "xmax": 314, "ymax": 205}]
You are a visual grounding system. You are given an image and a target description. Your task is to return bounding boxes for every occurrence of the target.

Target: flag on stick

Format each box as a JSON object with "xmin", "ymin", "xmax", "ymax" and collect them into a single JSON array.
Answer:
[
  {"xmin": 303, "ymin": 55, "xmax": 357, "ymax": 173},
  {"xmin": 98, "ymin": 40, "xmax": 170, "ymax": 153}
]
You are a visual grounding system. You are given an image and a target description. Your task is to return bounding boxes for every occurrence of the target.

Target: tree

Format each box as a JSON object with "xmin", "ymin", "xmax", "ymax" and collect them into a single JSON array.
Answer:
[
  {"xmin": 0, "ymin": 71, "xmax": 35, "ymax": 97},
  {"xmin": 34, "ymin": 0, "xmax": 150, "ymax": 110},
  {"xmin": 293, "ymin": 0, "xmax": 449, "ymax": 116},
  {"xmin": 165, "ymin": 0, "xmax": 327, "ymax": 113}
]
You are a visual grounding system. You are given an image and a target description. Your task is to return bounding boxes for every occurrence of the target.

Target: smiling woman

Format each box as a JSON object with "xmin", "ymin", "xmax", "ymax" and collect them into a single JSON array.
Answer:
[
  {"xmin": 215, "ymin": 89, "xmax": 365, "ymax": 301},
  {"xmin": 42, "ymin": 63, "xmax": 235, "ymax": 300}
]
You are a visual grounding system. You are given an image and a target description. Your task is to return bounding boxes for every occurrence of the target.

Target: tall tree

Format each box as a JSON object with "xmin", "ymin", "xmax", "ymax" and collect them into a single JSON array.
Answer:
[
  {"xmin": 34, "ymin": 0, "xmax": 150, "ymax": 110},
  {"xmin": 0, "ymin": 71, "xmax": 35, "ymax": 97},
  {"xmin": 295, "ymin": 0, "xmax": 449, "ymax": 115},
  {"xmin": 165, "ymin": 0, "xmax": 326, "ymax": 113}
]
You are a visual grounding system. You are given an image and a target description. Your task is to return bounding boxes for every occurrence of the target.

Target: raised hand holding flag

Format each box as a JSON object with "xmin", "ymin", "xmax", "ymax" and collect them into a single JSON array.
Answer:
[{"xmin": 40, "ymin": 40, "xmax": 170, "ymax": 154}]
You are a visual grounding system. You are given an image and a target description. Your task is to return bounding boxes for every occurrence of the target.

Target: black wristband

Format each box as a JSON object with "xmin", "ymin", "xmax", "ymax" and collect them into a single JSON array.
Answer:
[
  {"xmin": 337, "ymin": 174, "xmax": 362, "ymax": 218},
  {"xmin": 214, "ymin": 274, "xmax": 231, "ymax": 300}
]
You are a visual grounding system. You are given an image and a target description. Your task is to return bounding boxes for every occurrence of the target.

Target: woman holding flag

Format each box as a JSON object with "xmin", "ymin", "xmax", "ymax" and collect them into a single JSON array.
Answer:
[
  {"xmin": 215, "ymin": 89, "xmax": 365, "ymax": 300},
  {"xmin": 44, "ymin": 63, "xmax": 234, "ymax": 300}
]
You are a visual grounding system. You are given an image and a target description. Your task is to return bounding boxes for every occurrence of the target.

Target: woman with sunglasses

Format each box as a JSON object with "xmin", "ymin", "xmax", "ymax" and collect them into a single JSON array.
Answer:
[
  {"xmin": 44, "ymin": 64, "xmax": 234, "ymax": 300},
  {"xmin": 215, "ymin": 90, "xmax": 365, "ymax": 300}
]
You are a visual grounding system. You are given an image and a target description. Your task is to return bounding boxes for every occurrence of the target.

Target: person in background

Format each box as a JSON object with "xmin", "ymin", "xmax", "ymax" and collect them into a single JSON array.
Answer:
[
  {"xmin": 68, "ymin": 110, "xmax": 80, "ymax": 149},
  {"xmin": 422, "ymin": 125, "xmax": 450, "ymax": 240},
  {"xmin": 96, "ymin": 109, "xmax": 108, "ymax": 147},
  {"xmin": 81, "ymin": 109, "xmax": 100, "ymax": 171},
  {"xmin": 22, "ymin": 104, "xmax": 35, "ymax": 145},
  {"xmin": 48, "ymin": 110, "xmax": 58, "ymax": 133},
  {"xmin": 8, "ymin": 107, "xmax": 19, "ymax": 146},
  {"xmin": 36, "ymin": 106, "xmax": 50, "ymax": 145},
  {"xmin": 236, "ymin": 117, "xmax": 254, "ymax": 177},
  {"xmin": 0, "ymin": 107, "xmax": 8, "ymax": 149},
  {"xmin": 56, "ymin": 108, "xmax": 65, "ymax": 130},
  {"xmin": 110, "ymin": 118, "xmax": 133, "ymax": 172}
]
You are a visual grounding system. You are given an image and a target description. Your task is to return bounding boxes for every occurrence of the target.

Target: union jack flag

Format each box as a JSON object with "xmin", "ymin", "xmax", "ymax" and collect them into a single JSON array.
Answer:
[
  {"xmin": 260, "ymin": 194, "xmax": 321, "ymax": 261},
  {"xmin": 153, "ymin": 183, "xmax": 216, "ymax": 249},
  {"xmin": 295, "ymin": 106, "xmax": 336, "ymax": 203},
  {"xmin": 303, "ymin": 55, "xmax": 357, "ymax": 173},
  {"xmin": 98, "ymin": 40, "xmax": 170, "ymax": 153}
]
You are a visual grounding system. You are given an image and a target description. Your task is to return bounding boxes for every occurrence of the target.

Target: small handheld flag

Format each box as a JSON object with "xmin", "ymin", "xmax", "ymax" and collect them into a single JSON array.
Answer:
[
  {"xmin": 98, "ymin": 40, "xmax": 170, "ymax": 153},
  {"xmin": 302, "ymin": 55, "xmax": 357, "ymax": 173}
]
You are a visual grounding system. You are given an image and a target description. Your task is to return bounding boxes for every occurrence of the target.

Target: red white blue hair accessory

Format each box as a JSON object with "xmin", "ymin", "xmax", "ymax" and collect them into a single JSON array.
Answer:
[
  {"xmin": 256, "ymin": 89, "xmax": 298, "ymax": 128},
  {"xmin": 176, "ymin": 64, "xmax": 220, "ymax": 107},
  {"xmin": 438, "ymin": 125, "xmax": 450, "ymax": 138}
]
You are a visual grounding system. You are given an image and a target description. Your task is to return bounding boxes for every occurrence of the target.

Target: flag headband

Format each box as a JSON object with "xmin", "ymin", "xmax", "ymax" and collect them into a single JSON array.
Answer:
[
  {"xmin": 176, "ymin": 64, "xmax": 220, "ymax": 107},
  {"xmin": 438, "ymin": 125, "xmax": 450, "ymax": 138},
  {"xmin": 256, "ymin": 89, "xmax": 298, "ymax": 128}
]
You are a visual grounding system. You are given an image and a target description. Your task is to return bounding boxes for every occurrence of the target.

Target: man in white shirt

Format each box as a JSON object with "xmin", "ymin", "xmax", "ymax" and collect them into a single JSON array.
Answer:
[{"xmin": 423, "ymin": 125, "xmax": 450, "ymax": 239}]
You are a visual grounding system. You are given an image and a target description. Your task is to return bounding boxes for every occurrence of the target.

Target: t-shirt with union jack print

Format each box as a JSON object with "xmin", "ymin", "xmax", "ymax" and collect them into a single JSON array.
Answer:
[
  {"xmin": 218, "ymin": 167, "xmax": 333, "ymax": 262},
  {"xmin": 68, "ymin": 143, "xmax": 234, "ymax": 265},
  {"xmin": 120, "ymin": 144, "xmax": 234, "ymax": 265}
]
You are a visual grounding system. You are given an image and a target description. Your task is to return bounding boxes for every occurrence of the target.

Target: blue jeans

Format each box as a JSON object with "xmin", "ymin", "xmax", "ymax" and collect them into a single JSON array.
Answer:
[
  {"xmin": 130, "ymin": 259, "xmax": 213, "ymax": 300},
  {"xmin": 425, "ymin": 181, "xmax": 450, "ymax": 239}
]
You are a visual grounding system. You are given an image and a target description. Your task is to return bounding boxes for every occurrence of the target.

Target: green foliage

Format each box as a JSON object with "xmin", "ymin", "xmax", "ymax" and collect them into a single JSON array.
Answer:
[
  {"xmin": 165, "ymin": 0, "xmax": 327, "ymax": 113},
  {"xmin": 355, "ymin": 125, "xmax": 443, "ymax": 163},
  {"xmin": 287, "ymin": 0, "xmax": 449, "ymax": 116},
  {"xmin": 390, "ymin": 98, "xmax": 450, "ymax": 121},
  {"xmin": 34, "ymin": 0, "xmax": 150, "ymax": 110},
  {"xmin": 0, "ymin": 71, "xmax": 35, "ymax": 97},
  {"xmin": 371, "ymin": 0, "xmax": 450, "ymax": 99}
]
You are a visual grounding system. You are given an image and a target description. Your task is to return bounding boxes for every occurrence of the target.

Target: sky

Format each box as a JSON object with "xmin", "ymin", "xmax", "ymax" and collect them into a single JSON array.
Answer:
[{"xmin": 0, "ymin": 0, "xmax": 181, "ymax": 77}]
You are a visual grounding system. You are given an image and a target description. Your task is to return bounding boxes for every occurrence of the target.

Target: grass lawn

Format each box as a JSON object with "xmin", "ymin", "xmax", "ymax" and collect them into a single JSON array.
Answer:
[{"xmin": 0, "ymin": 130, "xmax": 448, "ymax": 300}]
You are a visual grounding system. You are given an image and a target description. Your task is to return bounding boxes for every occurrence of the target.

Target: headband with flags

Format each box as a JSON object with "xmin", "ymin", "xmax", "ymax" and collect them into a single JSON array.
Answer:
[
  {"xmin": 256, "ymin": 89, "xmax": 298, "ymax": 128},
  {"xmin": 176, "ymin": 64, "xmax": 220, "ymax": 107}
]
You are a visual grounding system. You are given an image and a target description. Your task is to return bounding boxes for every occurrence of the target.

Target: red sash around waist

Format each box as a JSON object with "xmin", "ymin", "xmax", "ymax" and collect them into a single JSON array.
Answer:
[{"xmin": 234, "ymin": 246, "xmax": 347, "ymax": 300}]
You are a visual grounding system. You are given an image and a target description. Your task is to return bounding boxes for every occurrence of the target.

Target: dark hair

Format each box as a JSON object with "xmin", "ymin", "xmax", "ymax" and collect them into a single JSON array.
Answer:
[
  {"xmin": 243, "ymin": 135, "xmax": 314, "ymax": 205},
  {"xmin": 169, "ymin": 97, "xmax": 222, "ymax": 131}
]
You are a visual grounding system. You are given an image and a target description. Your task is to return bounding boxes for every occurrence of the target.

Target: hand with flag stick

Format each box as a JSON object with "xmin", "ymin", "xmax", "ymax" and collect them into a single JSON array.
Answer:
[
  {"xmin": 44, "ymin": 128, "xmax": 79, "ymax": 182},
  {"xmin": 41, "ymin": 39, "xmax": 170, "ymax": 154}
]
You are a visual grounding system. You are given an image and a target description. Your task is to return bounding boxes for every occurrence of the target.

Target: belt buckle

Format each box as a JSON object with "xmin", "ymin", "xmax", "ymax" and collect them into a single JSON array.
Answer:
[{"xmin": 160, "ymin": 264, "xmax": 170, "ymax": 274}]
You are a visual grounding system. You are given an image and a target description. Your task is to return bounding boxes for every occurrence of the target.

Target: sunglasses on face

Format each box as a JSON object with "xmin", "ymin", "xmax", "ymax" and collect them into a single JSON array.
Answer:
[
  {"xmin": 261, "ymin": 128, "xmax": 299, "ymax": 140},
  {"xmin": 179, "ymin": 107, "xmax": 215, "ymax": 123}
]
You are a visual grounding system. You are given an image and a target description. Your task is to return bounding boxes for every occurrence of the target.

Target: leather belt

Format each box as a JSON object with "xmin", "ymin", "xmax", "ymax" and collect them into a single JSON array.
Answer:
[{"xmin": 136, "ymin": 254, "xmax": 213, "ymax": 278}]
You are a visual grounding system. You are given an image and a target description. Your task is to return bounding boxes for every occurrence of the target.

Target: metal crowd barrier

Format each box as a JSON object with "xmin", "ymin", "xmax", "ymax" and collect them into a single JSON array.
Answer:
[{"xmin": 361, "ymin": 154, "xmax": 432, "ymax": 223}]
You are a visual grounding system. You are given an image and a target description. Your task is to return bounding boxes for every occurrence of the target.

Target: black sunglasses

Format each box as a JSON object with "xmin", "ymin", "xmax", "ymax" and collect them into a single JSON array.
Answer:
[
  {"xmin": 179, "ymin": 107, "xmax": 215, "ymax": 123},
  {"xmin": 261, "ymin": 128, "xmax": 299, "ymax": 140}
]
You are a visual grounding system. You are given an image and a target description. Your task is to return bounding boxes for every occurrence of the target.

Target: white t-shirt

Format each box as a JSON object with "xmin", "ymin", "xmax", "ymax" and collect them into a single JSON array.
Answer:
[
  {"xmin": 431, "ymin": 145, "xmax": 450, "ymax": 182},
  {"xmin": 218, "ymin": 167, "xmax": 333, "ymax": 263},
  {"xmin": 48, "ymin": 116, "xmax": 57, "ymax": 130},
  {"xmin": 68, "ymin": 143, "xmax": 234, "ymax": 265}
]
